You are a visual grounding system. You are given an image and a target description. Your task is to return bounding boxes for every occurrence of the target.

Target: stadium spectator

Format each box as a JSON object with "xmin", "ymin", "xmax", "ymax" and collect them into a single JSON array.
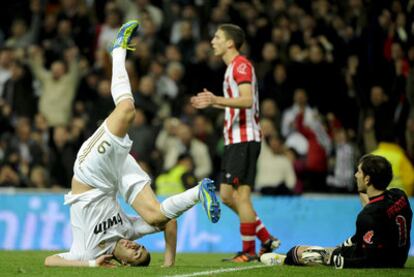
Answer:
[
  {"xmin": 162, "ymin": 122, "xmax": 212, "ymax": 180},
  {"xmin": 0, "ymin": 47, "xmax": 14, "ymax": 97},
  {"xmin": 262, "ymin": 154, "xmax": 413, "ymax": 269},
  {"xmin": 128, "ymin": 108, "xmax": 155, "ymax": 164},
  {"xmin": 28, "ymin": 46, "xmax": 80, "ymax": 127},
  {"xmin": 155, "ymin": 153, "xmax": 197, "ymax": 196},
  {"xmin": 256, "ymin": 134, "xmax": 297, "ymax": 195},
  {"xmin": 191, "ymin": 24, "xmax": 280, "ymax": 262}
]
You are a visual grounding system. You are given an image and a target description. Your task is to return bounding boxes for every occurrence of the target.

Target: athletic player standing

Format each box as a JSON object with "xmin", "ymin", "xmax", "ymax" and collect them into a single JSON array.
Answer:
[{"xmin": 191, "ymin": 24, "xmax": 280, "ymax": 262}]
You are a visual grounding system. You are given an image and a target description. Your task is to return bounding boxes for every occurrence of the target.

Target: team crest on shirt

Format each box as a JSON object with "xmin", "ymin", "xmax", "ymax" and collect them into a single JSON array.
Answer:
[
  {"xmin": 237, "ymin": 63, "xmax": 248, "ymax": 75},
  {"xmin": 363, "ymin": 230, "xmax": 374, "ymax": 244}
]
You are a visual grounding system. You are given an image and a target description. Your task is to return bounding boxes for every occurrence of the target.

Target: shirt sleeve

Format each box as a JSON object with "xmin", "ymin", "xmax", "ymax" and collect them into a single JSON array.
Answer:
[
  {"xmin": 56, "ymin": 252, "xmax": 78, "ymax": 260},
  {"xmin": 342, "ymin": 212, "xmax": 386, "ymax": 268},
  {"xmin": 232, "ymin": 60, "xmax": 253, "ymax": 85}
]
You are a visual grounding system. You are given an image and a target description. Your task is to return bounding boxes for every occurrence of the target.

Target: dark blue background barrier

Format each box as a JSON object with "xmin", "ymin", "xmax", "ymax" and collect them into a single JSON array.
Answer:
[{"xmin": 0, "ymin": 193, "xmax": 413, "ymax": 255}]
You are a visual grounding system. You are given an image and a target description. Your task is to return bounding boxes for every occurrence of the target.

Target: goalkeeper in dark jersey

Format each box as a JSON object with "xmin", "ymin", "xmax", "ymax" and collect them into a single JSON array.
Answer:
[{"xmin": 261, "ymin": 154, "xmax": 412, "ymax": 269}]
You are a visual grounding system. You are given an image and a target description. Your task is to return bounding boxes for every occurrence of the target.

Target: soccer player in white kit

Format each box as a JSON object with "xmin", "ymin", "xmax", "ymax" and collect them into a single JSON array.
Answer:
[{"xmin": 44, "ymin": 20, "xmax": 220, "ymax": 268}]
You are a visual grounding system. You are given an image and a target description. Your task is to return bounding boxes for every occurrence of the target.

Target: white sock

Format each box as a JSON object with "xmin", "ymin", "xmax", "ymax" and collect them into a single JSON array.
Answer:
[
  {"xmin": 160, "ymin": 185, "xmax": 200, "ymax": 219},
  {"xmin": 111, "ymin": 48, "xmax": 134, "ymax": 105}
]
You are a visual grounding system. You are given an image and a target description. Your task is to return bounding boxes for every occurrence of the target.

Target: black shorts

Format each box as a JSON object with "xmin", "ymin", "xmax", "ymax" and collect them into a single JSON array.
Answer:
[{"xmin": 220, "ymin": 141, "xmax": 261, "ymax": 187}]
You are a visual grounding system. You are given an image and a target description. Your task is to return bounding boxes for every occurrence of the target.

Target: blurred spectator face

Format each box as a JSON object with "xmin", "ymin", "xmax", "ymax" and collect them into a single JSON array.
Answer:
[
  {"xmin": 43, "ymin": 13, "xmax": 57, "ymax": 33},
  {"xmin": 11, "ymin": 19, "xmax": 27, "ymax": 38},
  {"xmin": 136, "ymin": 0, "xmax": 149, "ymax": 8},
  {"xmin": 391, "ymin": 43, "xmax": 403, "ymax": 60},
  {"xmin": 16, "ymin": 117, "xmax": 31, "ymax": 142},
  {"xmin": 165, "ymin": 45, "xmax": 182, "ymax": 62},
  {"xmin": 211, "ymin": 7, "xmax": 227, "ymax": 24},
  {"xmin": 141, "ymin": 18, "xmax": 156, "ymax": 37},
  {"xmin": 193, "ymin": 115, "xmax": 211, "ymax": 136},
  {"xmin": 51, "ymin": 61, "xmax": 66, "ymax": 80},
  {"xmin": 34, "ymin": 113, "xmax": 48, "ymax": 131},
  {"xmin": 408, "ymin": 46, "xmax": 414, "ymax": 62},
  {"xmin": 10, "ymin": 62, "xmax": 24, "ymax": 81},
  {"xmin": 333, "ymin": 128, "xmax": 347, "ymax": 145},
  {"xmin": 268, "ymin": 135, "xmax": 284, "ymax": 154},
  {"xmin": 289, "ymin": 44, "xmax": 303, "ymax": 62},
  {"xmin": 58, "ymin": 20, "xmax": 72, "ymax": 37},
  {"xmin": 139, "ymin": 76, "xmax": 155, "ymax": 96},
  {"xmin": 0, "ymin": 49, "xmax": 14, "ymax": 67},
  {"xmin": 272, "ymin": 0, "xmax": 286, "ymax": 13},
  {"xmin": 260, "ymin": 118, "xmax": 277, "ymax": 137},
  {"xmin": 135, "ymin": 41, "xmax": 151, "ymax": 59},
  {"xmin": 378, "ymin": 10, "xmax": 391, "ymax": 29},
  {"xmin": 261, "ymin": 99, "xmax": 278, "ymax": 119},
  {"xmin": 182, "ymin": 5, "xmax": 196, "ymax": 19},
  {"xmin": 30, "ymin": 166, "xmax": 48, "ymax": 188},
  {"xmin": 180, "ymin": 21, "xmax": 193, "ymax": 40},
  {"xmin": 396, "ymin": 13, "xmax": 406, "ymax": 28},
  {"xmin": 61, "ymin": 0, "xmax": 78, "ymax": 10},
  {"xmin": 53, "ymin": 126, "xmax": 68, "ymax": 148},
  {"xmin": 262, "ymin": 43, "xmax": 278, "ymax": 62},
  {"xmin": 166, "ymin": 62, "xmax": 184, "ymax": 81},
  {"xmin": 370, "ymin": 86, "xmax": 386, "ymax": 107},
  {"xmin": 177, "ymin": 124, "xmax": 193, "ymax": 145},
  {"xmin": 349, "ymin": 0, "xmax": 362, "ymax": 9},
  {"xmin": 97, "ymin": 79, "xmax": 111, "ymax": 97},
  {"xmin": 293, "ymin": 89, "xmax": 307, "ymax": 106},
  {"xmin": 0, "ymin": 165, "xmax": 20, "ymax": 186},
  {"xmin": 195, "ymin": 41, "xmax": 210, "ymax": 61},
  {"xmin": 133, "ymin": 108, "xmax": 146, "ymax": 126},
  {"xmin": 273, "ymin": 64, "xmax": 286, "ymax": 83},
  {"xmin": 309, "ymin": 45, "xmax": 323, "ymax": 63},
  {"xmin": 106, "ymin": 10, "xmax": 122, "ymax": 28},
  {"xmin": 149, "ymin": 60, "xmax": 164, "ymax": 76}
]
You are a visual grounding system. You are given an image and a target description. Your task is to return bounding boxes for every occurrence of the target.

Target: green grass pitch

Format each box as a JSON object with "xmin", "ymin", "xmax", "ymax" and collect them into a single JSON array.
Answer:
[{"xmin": 1, "ymin": 251, "xmax": 414, "ymax": 276}]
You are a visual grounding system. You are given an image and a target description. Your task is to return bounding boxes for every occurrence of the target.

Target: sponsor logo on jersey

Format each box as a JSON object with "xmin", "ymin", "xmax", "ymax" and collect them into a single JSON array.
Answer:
[
  {"xmin": 94, "ymin": 213, "xmax": 123, "ymax": 235},
  {"xmin": 363, "ymin": 230, "xmax": 374, "ymax": 244},
  {"xmin": 237, "ymin": 63, "xmax": 248, "ymax": 75}
]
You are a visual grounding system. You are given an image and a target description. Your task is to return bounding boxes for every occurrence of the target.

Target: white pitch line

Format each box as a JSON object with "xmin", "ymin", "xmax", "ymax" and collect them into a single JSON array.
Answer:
[{"xmin": 166, "ymin": 264, "xmax": 269, "ymax": 277}]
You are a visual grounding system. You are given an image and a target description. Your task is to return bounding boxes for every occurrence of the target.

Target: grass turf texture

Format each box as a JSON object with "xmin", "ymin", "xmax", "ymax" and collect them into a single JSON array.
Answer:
[{"xmin": 1, "ymin": 252, "xmax": 414, "ymax": 276}]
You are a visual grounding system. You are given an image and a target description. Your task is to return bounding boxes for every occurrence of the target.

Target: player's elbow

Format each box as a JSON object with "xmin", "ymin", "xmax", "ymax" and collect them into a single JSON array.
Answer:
[{"xmin": 44, "ymin": 256, "xmax": 54, "ymax": 267}]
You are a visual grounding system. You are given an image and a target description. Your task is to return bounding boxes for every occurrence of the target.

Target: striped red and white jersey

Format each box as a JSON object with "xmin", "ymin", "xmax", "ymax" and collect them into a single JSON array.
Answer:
[{"xmin": 223, "ymin": 55, "xmax": 261, "ymax": 145}]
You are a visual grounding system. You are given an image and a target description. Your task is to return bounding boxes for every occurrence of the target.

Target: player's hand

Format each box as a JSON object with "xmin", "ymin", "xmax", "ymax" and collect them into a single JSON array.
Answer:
[
  {"xmin": 191, "ymin": 88, "xmax": 216, "ymax": 109},
  {"xmin": 161, "ymin": 261, "xmax": 174, "ymax": 268},
  {"xmin": 96, "ymin": 254, "xmax": 116, "ymax": 268}
]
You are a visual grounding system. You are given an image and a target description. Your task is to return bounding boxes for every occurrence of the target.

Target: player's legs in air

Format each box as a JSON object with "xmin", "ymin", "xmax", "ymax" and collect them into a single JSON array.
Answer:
[{"xmin": 109, "ymin": 20, "xmax": 220, "ymax": 228}]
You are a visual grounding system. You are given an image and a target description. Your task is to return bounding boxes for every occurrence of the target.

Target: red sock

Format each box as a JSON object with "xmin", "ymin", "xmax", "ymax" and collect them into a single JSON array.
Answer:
[
  {"xmin": 255, "ymin": 215, "xmax": 271, "ymax": 244},
  {"xmin": 240, "ymin": 222, "xmax": 256, "ymax": 255}
]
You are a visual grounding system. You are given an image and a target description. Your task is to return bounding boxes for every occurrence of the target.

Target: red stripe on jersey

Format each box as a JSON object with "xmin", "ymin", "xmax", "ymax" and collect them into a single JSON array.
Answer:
[
  {"xmin": 240, "ymin": 108, "xmax": 247, "ymax": 142},
  {"xmin": 368, "ymin": 195, "xmax": 384, "ymax": 204}
]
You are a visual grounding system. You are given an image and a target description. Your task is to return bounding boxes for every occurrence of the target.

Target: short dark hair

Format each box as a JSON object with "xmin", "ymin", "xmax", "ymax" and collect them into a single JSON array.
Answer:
[
  {"xmin": 218, "ymin": 24, "xmax": 245, "ymax": 50},
  {"xmin": 359, "ymin": 154, "xmax": 393, "ymax": 190},
  {"xmin": 132, "ymin": 252, "xmax": 151, "ymax": 267}
]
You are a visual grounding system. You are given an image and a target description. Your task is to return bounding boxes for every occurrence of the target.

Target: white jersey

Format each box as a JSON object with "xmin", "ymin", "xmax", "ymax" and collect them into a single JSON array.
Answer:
[
  {"xmin": 58, "ymin": 189, "xmax": 159, "ymax": 261},
  {"xmin": 58, "ymin": 121, "xmax": 156, "ymax": 260},
  {"xmin": 73, "ymin": 121, "xmax": 150, "ymax": 205}
]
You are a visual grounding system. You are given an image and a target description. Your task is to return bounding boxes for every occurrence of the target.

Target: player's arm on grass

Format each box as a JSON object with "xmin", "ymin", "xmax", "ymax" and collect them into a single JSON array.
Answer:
[
  {"xmin": 162, "ymin": 219, "xmax": 177, "ymax": 267},
  {"xmin": 191, "ymin": 85, "xmax": 253, "ymax": 110},
  {"xmin": 44, "ymin": 254, "xmax": 115, "ymax": 268}
]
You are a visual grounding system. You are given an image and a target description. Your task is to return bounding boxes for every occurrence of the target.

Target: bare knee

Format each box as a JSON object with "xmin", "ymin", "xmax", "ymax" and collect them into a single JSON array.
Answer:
[
  {"xmin": 220, "ymin": 191, "xmax": 234, "ymax": 207},
  {"xmin": 117, "ymin": 101, "xmax": 136, "ymax": 124}
]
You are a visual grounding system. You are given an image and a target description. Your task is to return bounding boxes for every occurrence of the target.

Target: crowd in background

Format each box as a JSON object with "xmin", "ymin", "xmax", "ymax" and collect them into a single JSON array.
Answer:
[{"xmin": 1, "ymin": 0, "xmax": 414, "ymax": 196}]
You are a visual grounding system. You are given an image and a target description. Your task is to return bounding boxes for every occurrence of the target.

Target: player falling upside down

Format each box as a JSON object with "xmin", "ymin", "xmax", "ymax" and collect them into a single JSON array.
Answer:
[
  {"xmin": 44, "ymin": 20, "xmax": 220, "ymax": 268},
  {"xmin": 261, "ymin": 154, "xmax": 412, "ymax": 269},
  {"xmin": 191, "ymin": 24, "xmax": 280, "ymax": 262}
]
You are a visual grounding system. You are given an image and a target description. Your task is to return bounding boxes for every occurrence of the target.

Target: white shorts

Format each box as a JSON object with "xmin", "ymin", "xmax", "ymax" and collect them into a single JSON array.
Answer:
[{"xmin": 73, "ymin": 122, "xmax": 151, "ymax": 204}]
